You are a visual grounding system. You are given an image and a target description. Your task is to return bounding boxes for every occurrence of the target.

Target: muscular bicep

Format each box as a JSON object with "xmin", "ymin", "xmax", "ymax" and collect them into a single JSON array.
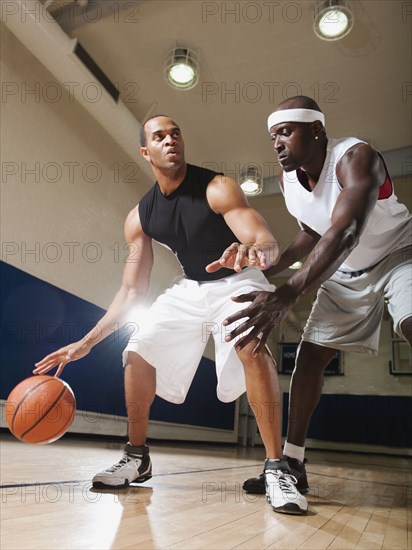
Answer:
[
  {"xmin": 332, "ymin": 144, "xmax": 383, "ymax": 238},
  {"xmin": 122, "ymin": 206, "xmax": 154, "ymax": 294},
  {"xmin": 207, "ymin": 175, "xmax": 277, "ymax": 245},
  {"xmin": 224, "ymin": 206, "xmax": 276, "ymax": 246}
]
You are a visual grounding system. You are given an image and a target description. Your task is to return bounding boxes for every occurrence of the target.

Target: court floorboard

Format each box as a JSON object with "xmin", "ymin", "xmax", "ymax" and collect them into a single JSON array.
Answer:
[{"xmin": 1, "ymin": 435, "xmax": 410, "ymax": 549}]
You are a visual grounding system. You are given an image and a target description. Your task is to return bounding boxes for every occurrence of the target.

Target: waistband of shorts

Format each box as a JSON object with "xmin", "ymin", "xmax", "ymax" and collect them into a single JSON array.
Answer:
[
  {"xmin": 337, "ymin": 244, "xmax": 411, "ymax": 278},
  {"xmin": 337, "ymin": 266, "xmax": 374, "ymax": 278},
  {"xmin": 186, "ymin": 267, "xmax": 257, "ymax": 285},
  {"xmin": 337, "ymin": 257, "xmax": 385, "ymax": 278}
]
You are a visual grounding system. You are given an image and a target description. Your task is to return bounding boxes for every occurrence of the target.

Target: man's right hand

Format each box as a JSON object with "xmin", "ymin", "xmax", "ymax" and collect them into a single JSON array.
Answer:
[
  {"xmin": 33, "ymin": 340, "xmax": 93, "ymax": 377},
  {"xmin": 223, "ymin": 284, "xmax": 300, "ymax": 354}
]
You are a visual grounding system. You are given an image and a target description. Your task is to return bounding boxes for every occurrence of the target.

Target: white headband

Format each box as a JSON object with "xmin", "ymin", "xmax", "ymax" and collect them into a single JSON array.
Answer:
[{"xmin": 267, "ymin": 108, "xmax": 325, "ymax": 131}]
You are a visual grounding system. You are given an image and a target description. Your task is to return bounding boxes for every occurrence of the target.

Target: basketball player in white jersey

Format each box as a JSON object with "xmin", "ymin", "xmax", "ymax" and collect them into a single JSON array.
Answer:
[{"xmin": 207, "ymin": 96, "xmax": 412, "ymax": 494}]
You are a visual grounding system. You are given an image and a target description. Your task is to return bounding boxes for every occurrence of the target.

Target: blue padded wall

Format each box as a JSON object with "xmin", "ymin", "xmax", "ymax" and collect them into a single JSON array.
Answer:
[
  {"xmin": 282, "ymin": 393, "xmax": 411, "ymax": 448},
  {"xmin": 0, "ymin": 262, "xmax": 235, "ymax": 431}
]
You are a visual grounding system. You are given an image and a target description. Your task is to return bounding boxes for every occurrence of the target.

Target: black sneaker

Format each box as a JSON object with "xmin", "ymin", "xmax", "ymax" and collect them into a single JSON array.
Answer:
[
  {"xmin": 243, "ymin": 456, "xmax": 309, "ymax": 495},
  {"xmin": 286, "ymin": 456, "xmax": 309, "ymax": 493},
  {"xmin": 92, "ymin": 443, "xmax": 152, "ymax": 489},
  {"xmin": 264, "ymin": 459, "xmax": 308, "ymax": 515}
]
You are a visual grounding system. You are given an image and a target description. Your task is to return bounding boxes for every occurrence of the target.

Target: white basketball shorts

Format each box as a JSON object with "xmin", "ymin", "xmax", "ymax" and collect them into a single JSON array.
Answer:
[
  {"xmin": 302, "ymin": 245, "xmax": 412, "ymax": 354},
  {"xmin": 122, "ymin": 268, "xmax": 275, "ymax": 404}
]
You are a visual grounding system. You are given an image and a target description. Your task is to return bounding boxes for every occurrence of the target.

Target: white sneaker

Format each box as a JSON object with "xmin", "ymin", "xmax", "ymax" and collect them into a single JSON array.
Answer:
[
  {"xmin": 92, "ymin": 443, "xmax": 152, "ymax": 489},
  {"xmin": 264, "ymin": 459, "xmax": 308, "ymax": 515}
]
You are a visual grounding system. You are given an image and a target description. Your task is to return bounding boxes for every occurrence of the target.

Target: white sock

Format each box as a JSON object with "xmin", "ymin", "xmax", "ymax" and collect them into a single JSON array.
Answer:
[{"xmin": 283, "ymin": 442, "xmax": 305, "ymax": 462}]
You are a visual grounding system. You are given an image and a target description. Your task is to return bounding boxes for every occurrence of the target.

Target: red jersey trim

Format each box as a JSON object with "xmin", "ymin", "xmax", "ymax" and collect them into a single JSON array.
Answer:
[
  {"xmin": 297, "ymin": 153, "xmax": 393, "ymax": 199},
  {"xmin": 378, "ymin": 174, "xmax": 393, "ymax": 200},
  {"xmin": 377, "ymin": 153, "xmax": 393, "ymax": 200}
]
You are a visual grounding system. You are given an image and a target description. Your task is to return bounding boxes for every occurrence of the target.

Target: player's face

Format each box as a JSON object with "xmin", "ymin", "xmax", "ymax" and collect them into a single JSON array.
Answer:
[
  {"xmin": 269, "ymin": 122, "xmax": 315, "ymax": 172},
  {"xmin": 141, "ymin": 117, "xmax": 185, "ymax": 169}
]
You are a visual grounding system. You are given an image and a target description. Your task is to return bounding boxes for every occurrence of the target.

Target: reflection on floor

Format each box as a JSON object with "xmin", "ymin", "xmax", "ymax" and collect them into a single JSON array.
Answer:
[{"xmin": 1, "ymin": 434, "xmax": 410, "ymax": 549}]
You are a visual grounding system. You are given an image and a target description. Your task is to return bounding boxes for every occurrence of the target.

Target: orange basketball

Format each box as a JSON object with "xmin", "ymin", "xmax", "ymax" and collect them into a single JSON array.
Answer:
[{"xmin": 5, "ymin": 375, "xmax": 76, "ymax": 444}]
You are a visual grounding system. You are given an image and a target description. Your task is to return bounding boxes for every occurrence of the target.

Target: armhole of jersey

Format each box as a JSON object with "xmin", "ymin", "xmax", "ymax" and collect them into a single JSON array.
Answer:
[
  {"xmin": 204, "ymin": 172, "xmax": 225, "ymax": 216},
  {"xmin": 138, "ymin": 200, "xmax": 149, "ymax": 236},
  {"xmin": 377, "ymin": 153, "xmax": 393, "ymax": 200},
  {"xmin": 338, "ymin": 145, "xmax": 393, "ymax": 199}
]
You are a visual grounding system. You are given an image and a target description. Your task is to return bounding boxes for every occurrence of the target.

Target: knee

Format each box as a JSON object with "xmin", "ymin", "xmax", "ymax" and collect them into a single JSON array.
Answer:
[
  {"xmin": 125, "ymin": 352, "xmax": 156, "ymax": 383},
  {"xmin": 236, "ymin": 341, "xmax": 256, "ymax": 364},
  {"xmin": 236, "ymin": 340, "xmax": 265, "ymax": 367},
  {"xmin": 294, "ymin": 342, "xmax": 337, "ymax": 374}
]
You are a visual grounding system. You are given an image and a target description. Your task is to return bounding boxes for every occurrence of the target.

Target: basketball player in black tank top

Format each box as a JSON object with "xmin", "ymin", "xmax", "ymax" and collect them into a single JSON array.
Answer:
[{"xmin": 34, "ymin": 116, "xmax": 308, "ymax": 515}]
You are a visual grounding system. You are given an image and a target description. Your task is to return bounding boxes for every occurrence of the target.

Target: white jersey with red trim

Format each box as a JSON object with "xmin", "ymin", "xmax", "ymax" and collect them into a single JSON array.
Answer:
[{"xmin": 281, "ymin": 137, "xmax": 411, "ymax": 272}]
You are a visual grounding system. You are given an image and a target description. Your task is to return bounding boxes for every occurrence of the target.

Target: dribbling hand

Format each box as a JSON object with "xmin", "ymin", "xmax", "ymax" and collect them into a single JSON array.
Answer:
[{"xmin": 33, "ymin": 340, "xmax": 92, "ymax": 377}]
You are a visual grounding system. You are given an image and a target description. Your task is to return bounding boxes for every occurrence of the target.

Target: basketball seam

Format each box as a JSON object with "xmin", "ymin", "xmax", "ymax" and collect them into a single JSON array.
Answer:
[
  {"xmin": 20, "ymin": 385, "xmax": 70, "ymax": 439},
  {"xmin": 33, "ymin": 401, "xmax": 76, "ymax": 444},
  {"xmin": 10, "ymin": 378, "xmax": 56, "ymax": 434}
]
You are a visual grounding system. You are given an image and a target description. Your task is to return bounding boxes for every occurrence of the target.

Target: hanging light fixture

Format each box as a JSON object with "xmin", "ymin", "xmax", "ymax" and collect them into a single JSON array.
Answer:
[
  {"xmin": 165, "ymin": 47, "xmax": 199, "ymax": 90},
  {"xmin": 314, "ymin": 0, "xmax": 354, "ymax": 41},
  {"xmin": 239, "ymin": 166, "xmax": 263, "ymax": 196}
]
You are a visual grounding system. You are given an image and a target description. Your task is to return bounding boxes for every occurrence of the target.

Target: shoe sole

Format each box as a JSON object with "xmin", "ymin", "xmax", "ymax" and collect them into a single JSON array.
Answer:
[
  {"xmin": 243, "ymin": 482, "xmax": 309, "ymax": 495},
  {"xmin": 270, "ymin": 502, "xmax": 308, "ymax": 515},
  {"xmin": 92, "ymin": 473, "xmax": 152, "ymax": 490},
  {"xmin": 267, "ymin": 495, "xmax": 307, "ymax": 515}
]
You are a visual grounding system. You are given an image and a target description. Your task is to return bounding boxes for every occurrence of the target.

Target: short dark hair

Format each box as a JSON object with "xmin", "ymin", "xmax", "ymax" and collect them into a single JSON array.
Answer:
[
  {"xmin": 140, "ymin": 114, "xmax": 171, "ymax": 147},
  {"xmin": 276, "ymin": 95, "xmax": 322, "ymax": 113}
]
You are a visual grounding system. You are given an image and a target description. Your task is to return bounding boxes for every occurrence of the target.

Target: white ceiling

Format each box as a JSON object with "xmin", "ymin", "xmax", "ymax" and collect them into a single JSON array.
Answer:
[{"xmin": 44, "ymin": 0, "xmax": 411, "ymax": 198}]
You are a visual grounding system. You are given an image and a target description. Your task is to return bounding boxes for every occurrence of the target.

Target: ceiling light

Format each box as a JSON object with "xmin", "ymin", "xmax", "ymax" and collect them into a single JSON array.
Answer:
[
  {"xmin": 239, "ymin": 166, "xmax": 263, "ymax": 196},
  {"xmin": 290, "ymin": 261, "xmax": 303, "ymax": 270},
  {"xmin": 165, "ymin": 47, "xmax": 199, "ymax": 90},
  {"xmin": 314, "ymin": 1, "xmax": 354, "ymax": 41}
]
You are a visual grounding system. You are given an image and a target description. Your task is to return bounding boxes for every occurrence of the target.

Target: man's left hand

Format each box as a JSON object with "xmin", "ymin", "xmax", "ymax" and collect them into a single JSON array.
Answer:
[{"xmin": 206, "ymin": 242, "xmax": 277, "ymax": 273}]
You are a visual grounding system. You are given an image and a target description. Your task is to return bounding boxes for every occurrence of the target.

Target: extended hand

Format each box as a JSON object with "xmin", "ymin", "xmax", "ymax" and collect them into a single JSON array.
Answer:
[
  {"xmin": 33, "ymin": 340, "xmax": 92, "ymax": 377},
  {"xmin": 206, "ymin": 242, "xmax": 277, "ymax": 273},
  {"xmin": 223, "ymin": 285, "xmax": 298, "ymax": 354}
]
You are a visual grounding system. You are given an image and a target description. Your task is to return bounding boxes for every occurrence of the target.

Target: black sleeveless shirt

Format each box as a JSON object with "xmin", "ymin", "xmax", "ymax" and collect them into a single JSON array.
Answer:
[{"xmin": 139, "ymin": 164, "xmax": 238, "ymax": 281}]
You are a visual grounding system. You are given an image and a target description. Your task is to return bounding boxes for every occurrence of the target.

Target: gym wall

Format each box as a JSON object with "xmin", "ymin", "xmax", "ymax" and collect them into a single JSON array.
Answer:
[
  {"xmin": 1, "ymin": 22, "xmax": 411, "ymax": 451},
  {"xmin": 1, "ymin": 24, "xmax": 236, "ymax": 442}
]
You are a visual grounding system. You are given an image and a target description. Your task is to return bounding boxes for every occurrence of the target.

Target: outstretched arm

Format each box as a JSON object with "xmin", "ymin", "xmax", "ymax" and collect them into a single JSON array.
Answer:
[
  {"xmin": 205, "ymin": 175, "xmax": 280, "ymax": 272},
  {"xmin": 264, "ymin": 223, "xmax": 321, "ymax": 277},
  {"xmin": 225, "ymin": 143, "xmax": 385, "ymax": 352},
  {"xmin": 34, "ymin": 206, "xmax": 154, "ymax": 376}
]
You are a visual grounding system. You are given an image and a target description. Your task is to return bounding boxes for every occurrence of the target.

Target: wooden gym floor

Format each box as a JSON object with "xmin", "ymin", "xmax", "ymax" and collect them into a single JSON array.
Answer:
[{"xmin": 0, "ymin": 434, "xmax": 410, "ymax": 550}]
